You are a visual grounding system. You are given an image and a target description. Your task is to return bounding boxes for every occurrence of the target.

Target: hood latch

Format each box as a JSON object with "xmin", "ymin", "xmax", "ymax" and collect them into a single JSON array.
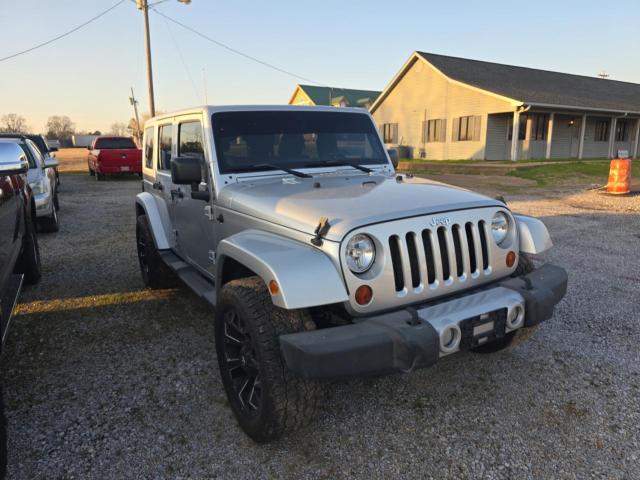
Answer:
[{"xmin": 310, "ymin": 217, "xmax": 330, "ymax": 247}]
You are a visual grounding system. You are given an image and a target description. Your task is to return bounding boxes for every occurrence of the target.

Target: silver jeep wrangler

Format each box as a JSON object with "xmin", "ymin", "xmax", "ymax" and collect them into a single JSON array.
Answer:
[{"xmin": 135, "ymin": 106, "xmax": 567, "ymax": 442}]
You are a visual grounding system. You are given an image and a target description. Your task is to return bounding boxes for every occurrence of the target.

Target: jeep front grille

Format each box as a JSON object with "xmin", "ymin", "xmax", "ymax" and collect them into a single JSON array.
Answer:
[
  {"xmin": 340, "ymin": 207, "xmax": 517, "ymax": 314},
  {"xmin": 388, "ymin": 221, "xmax": 491, "ymax": 292}
]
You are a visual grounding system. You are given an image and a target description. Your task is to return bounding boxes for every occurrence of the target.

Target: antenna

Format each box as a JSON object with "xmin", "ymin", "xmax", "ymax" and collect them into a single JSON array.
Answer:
[
  {"xmin": 598, "ymin": 71, "xmax": 610, "ymax": 79},
  {"xmin": 203, "ymin": 67, "xmax": 209, "ymax": 105}
]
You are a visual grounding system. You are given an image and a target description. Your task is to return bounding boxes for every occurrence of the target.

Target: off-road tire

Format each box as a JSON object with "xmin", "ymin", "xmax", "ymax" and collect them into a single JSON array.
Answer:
[
  {"xmin": 15, "ymin": 213, "xmax": 41, "ymax": 285},
  {"xmin": 136, "ymin": 215, "xmax": 176, "ymax": 289},
  {"xmin": 0, "ymin": 382, "xmax": 6, "ymax": 480},
  {"xmin": 215, "ymin": 276, "xmax": 318, "ymax": 442},
  {"xmin": 38, "ymin": 204, "xmax": 59, "ymax": 233},
  {"xmin": 53, "ymin": 190, "xmax": 60, "ymax": 211},
  {"xmin": 471, "ymin": 253, "xmax": 538, "ymax": 353}
]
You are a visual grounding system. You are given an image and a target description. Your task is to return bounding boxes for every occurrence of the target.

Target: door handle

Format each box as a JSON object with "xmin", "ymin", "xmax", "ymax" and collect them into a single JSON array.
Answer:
[
  {"xmin": 170, "ymin": 188, "xmax": 184, "ymax": 199},
  {"xmin": 152, "ymin": 181, "xmax": 163, "ymax": 191}
]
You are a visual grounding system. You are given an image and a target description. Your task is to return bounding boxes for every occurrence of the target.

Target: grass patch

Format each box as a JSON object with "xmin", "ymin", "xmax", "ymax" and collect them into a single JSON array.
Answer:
[
  {"xmin": 402, "ymin": 157, "xmax": 609, "ymax": 165},
  {"xmin": 507, "ymin": 160, "xmax": 639, "ymax": 186}
]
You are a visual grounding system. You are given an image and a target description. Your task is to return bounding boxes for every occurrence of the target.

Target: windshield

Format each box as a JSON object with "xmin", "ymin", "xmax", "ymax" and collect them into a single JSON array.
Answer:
[
  {"xmin": 95, "ymin": 137, "xmax": 137, "ymax": 149},
  {"xmin": 212, "ymin": 111, "xmax": 387, "ymax": 175}
]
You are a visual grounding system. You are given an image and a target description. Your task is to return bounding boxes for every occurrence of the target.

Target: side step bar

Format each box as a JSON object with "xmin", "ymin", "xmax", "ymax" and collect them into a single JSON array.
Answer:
[
  {"xmin": 159, "ymin": 251, "xmax": 216, "ymax": 307},
  {"xmin": 1, "ymin": 273, "xmax": 24, "ymax": 345}
]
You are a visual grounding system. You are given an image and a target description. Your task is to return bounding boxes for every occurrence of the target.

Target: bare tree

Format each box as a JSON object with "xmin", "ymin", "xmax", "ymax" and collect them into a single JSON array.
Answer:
[
  {"xmin": 109, "ymin": 122, "xmax": 128, "ymax": 137},
  {"xmin": 45, "ymin": 116, "xmax": 75, "ymax": 142},
  {"xmin": 1, "ymin": 113, "xmax": 29, "ymax": 133}
]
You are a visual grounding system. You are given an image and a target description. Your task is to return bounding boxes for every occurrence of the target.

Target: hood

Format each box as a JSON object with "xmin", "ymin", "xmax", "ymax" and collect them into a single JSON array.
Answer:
[{"xmin": 217, "ymin": 172, "xmax": 503, "ymax": 242}]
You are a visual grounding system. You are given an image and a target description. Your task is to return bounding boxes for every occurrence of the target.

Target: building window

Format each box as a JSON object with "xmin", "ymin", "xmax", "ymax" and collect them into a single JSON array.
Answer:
[
  {"xmin": 531, "ymin": 114, "xmax": 548, "ymax": 141},
  {"xmin": 615, "ymin": 120, "xmax": 628, "ymax": 141},
  {"xmin": 453, "ymin": 115, "xmax": 481, "ymax": 142},
  {"xmin": 422, "ymin": 119, "xmax": 446, "ymax": 143},
  {"xmin": 594, "ymin": 120, "xmax": 610, "ymax": 142},
  {"xmin": 381, "ymin": 123, "xmax": 398, "ymax": 144},
  {"xmin": 507, "ymin": 114, "xmax": 548, "ymax": 141}
]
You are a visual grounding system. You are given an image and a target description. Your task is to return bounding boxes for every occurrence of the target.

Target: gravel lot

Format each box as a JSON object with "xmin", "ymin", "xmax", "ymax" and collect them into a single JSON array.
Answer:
[{"xmin": 1, "ymin": 174, "xmax": 639, "ymax": 479}]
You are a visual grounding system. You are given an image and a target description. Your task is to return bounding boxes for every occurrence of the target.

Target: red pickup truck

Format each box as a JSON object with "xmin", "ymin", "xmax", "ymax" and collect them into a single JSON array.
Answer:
[{"xmin": 87, "ymin": 136, "xmax": 142, "ymax": 180}]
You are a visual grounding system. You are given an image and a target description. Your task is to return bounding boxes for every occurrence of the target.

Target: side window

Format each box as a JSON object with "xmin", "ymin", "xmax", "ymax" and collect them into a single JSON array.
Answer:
[
  {"xmin": 158, "ymin": 125, "xmax": 173, "ymax": 171},
  {"xmin": 178, "ymin": 121, "xmax": 204, "ymax": 159},
  {"xmin": 144, "ymin": 127, "xmax": 154, "ymax": 169}
]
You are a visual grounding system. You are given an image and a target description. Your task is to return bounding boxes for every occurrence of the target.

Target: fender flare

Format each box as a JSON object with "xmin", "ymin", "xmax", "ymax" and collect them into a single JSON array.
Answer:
[
  {"xmin": 515, "ymin": 214, "xmax": 553, "ymax": 254},
  {"xmin": 135, "ymin": 192, "xmax": 174, "ymax": 250},
  {"xmin": 216, "ymin": 230, "xmax": 349, "ymax": 310}
]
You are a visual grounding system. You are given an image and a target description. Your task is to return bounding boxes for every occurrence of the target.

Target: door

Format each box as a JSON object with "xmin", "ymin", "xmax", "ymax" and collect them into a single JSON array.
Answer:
[
  {"xmin": 155, "ymin": 123, "xmax": 179, "ymax": 248},
  {"xmin": 171, "ymin": 118, "xmax": 216, "ymax": 278}
]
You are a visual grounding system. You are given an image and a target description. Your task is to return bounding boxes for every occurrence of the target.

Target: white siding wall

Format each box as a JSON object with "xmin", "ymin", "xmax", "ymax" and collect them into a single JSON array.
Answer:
[{"xmin": 372, "ymin": 58, "xmax": 515, "ymax": 160}]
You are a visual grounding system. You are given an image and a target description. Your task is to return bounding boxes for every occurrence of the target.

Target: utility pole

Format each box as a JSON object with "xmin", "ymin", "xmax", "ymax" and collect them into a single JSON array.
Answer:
[
  {"xmin": 136, "ymin": 0, "xmax": 192, "ymax": 117},
  {"xmin": 129, "ymin": 87, "xmax": 142, "ymax": 145},
  {"xmin": 137, "ymin": 0, "xmax": 156, "ymax": 117}
]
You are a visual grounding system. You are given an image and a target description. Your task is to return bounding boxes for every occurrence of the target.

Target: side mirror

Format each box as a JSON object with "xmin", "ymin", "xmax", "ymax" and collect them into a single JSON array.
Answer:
[
  {"xmin": 44, "ymin": 157, "xmax": 59, "ymax": 169},
  {"xmin": 171, "ymin": 156, "xmax": 202, "ymax": 185},
  {"xmin": 387, "ymin": 148, "xmax": 399, "ymax": 169},
  {"xmin": 48, "ymin": 146, "xmax": 59, "ymax": 152},
  {"xmin": 0, "ymin": 143, "xmax": 30, "ymax": 175}
]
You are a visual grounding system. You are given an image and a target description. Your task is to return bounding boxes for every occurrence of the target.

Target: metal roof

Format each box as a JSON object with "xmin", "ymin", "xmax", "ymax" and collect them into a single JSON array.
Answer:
[{"xmin": 417, "ymin": 52, "xmax": 640, "ymax": 113}]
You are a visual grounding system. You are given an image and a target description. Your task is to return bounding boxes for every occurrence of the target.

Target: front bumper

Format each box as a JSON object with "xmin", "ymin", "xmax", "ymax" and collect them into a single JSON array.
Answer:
[{"xmin": 280, "ymin": 263, "xmax": 568, "ymax": 379}]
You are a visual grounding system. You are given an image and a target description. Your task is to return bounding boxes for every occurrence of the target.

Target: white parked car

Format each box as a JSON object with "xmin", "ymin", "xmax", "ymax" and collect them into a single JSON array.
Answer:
[{"xmin": 0, "ymin": 137, "xmax": 59, "ymax": 232}]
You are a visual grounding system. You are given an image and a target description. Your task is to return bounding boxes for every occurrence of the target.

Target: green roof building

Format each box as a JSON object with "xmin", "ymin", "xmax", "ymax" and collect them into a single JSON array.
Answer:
[{"xmin": 289, "ymin": 84, "xmax": 381, "ymax": 109}]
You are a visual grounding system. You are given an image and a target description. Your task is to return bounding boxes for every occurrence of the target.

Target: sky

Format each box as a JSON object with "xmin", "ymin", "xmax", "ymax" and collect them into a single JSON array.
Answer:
[{"xmin": 1, "ymin": 0, "xmax": 639, "ymax": 134}]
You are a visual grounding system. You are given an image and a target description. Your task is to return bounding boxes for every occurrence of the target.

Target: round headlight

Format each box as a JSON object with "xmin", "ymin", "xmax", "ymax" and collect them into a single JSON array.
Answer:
[
  {"xmin": 491, "ymin": 211, "xmax": 510, "ymax": 245},
  {"xmin": 345, "ymin": 234, "xmax": 376, "ymax": 273}
]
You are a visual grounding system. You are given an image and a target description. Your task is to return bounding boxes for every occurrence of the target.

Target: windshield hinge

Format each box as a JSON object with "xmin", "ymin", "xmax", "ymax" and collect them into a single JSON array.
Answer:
[{"xmin": 310, "ymin": 217, "xmax": 330, "ymax": 247}]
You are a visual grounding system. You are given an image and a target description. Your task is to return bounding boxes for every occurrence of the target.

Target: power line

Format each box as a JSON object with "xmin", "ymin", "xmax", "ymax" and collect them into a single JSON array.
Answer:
[
  {"xmin": 0, "ymin": 0, "xmax": 128, "ymax": 64},
  {"xmin": 159, "ymin": 12, "xmax": 202, "ymax": 104},
  {"xmin": 149, "ymin": 8, "xmax": 327, "ymax": 86}
]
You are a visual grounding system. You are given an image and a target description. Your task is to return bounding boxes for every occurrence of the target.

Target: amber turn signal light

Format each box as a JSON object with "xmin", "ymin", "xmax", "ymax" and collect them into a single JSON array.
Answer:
[
  {"xmin": 355, "ymin": 285, "xmax": 373, "ymax": 305},
  {"xmin": 268, "ymin": 280, "xmax": 280, "ymax": 295},
  {"xmin": 506, "ymin": 251, "xmax": 516, "ymax": 268}
]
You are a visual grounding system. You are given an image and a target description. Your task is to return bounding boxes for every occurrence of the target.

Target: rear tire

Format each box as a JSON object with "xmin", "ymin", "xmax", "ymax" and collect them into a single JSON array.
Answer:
[
  {"xmin": 136, "ymin": 214, "xmax": 176, "ymax": 289},
  {"xmin": 53, "ymin": 191, "xmax": 60, "ymax": 211},
  {"xmin": 15, "ymin": 212, "xmax": 41, "ymax": 285},
  {"xmin": 0, "ymin": 382, "xmax": 6, "ymax": 480},
  {"xmin": 471, "ymin": 253, "xmax": 538, "ymax": 353},
  {"xmin": 95, "ymin": 172, "xmax": 104, "ymax": 181},
  {"xmin": 215, "ymin": 276, "xmax": 318, "ymax": 442},
  {"xmin": 38, "ymin": 204, "xmax": 59, "ymax": 233}
]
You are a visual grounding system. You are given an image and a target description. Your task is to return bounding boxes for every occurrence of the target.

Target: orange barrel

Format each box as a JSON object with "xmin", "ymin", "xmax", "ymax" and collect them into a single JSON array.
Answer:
[{"xmin": 607, "ymin": 159, "xmax": 631, "ymax": 195}]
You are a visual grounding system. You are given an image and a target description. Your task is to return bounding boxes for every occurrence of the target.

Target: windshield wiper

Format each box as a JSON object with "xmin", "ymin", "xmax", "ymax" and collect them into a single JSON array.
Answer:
[
  {"xmin": 310, "ymin": 160, "xmax": 373, "ymax": 173},
  {"xmin": 254, "ymin": 163, "xmax": 312, "ymax": 178}
]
